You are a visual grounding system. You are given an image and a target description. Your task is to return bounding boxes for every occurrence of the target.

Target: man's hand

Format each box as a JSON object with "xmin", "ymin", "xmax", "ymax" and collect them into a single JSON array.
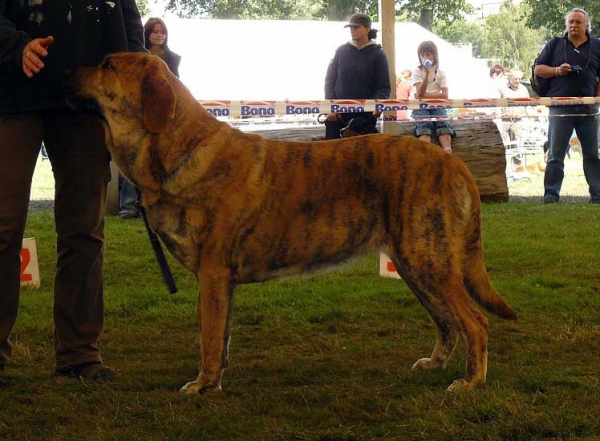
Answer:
[
  {"xmin": 22, "ymin": 36, "xmax": 54, "ymax": 78},
  {"xmin": 325, "ymin": 113, "xmax": 342, "ymax": 122}
]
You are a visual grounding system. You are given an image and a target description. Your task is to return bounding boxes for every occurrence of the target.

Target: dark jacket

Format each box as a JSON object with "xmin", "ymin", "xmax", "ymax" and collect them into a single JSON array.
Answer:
[
  {"xmin": 324, "ymin": 41, "xmax": 391, "ymax": 100},
  {"xmin": 0, "ymin": 0, "xmax": 145, "ymax": 114},
  {"xmin": 536, "ymin": 32, "xmax": 600, "ymax": 100},
  {"xmin": 158, "ymin": 49, "xmax": 181, "ymax": 78}
]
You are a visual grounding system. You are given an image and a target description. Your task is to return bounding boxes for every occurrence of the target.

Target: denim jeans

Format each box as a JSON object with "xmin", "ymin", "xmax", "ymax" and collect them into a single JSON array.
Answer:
[
  {"xmin": 544, "ymin": 106, "xmax": 600, "ymax": 201},
  {"xmin": 119, "ymin": 178, "xmax": 139, "ymax": 217},
  {"xmin": 413, "ymin": 108, "xmax": 455, "ymax": 138}
]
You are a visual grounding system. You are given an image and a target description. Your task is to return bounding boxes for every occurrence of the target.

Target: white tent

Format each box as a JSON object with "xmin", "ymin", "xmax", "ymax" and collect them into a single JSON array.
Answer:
[{"xmin": 165, "ymin": 19, "xmax": 493, "ymax": 101}]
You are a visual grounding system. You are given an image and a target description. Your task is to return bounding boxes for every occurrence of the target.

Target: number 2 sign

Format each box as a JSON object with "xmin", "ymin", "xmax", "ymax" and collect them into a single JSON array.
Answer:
[
  {"xmin": 20, "ymin": 238, "xmax": 41, "ymax": 288},
  {"xmin": 379, "ymin": 252, "xmax": 401, "ymax": 279}
]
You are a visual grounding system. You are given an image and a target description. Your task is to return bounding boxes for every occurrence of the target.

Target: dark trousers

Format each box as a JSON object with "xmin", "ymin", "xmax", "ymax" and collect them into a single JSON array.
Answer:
[
  {"xmin": 0, "ymin": 109, "xmax": 111, "ymax": 371},
  {"xmin": 544, "ymin": 107, "xmax": 600, "ymax": 201},
  {"xmin": 324, "ymin": 112, "xmax": 377, "ymax": 140}
]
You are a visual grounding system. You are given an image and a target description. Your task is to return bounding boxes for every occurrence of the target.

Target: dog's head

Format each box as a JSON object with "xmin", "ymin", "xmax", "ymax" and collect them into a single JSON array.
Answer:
[
  {"xmin": 67, "ymin": 52, "xmax": 176, "ymax": 133},
  {"xmin": 340, "ymin": 117, "xmax": 378, "ymax": 138}
]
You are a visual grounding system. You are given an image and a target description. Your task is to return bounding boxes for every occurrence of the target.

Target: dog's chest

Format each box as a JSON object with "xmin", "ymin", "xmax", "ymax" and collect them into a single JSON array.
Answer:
[{"xmin": 145, "ymin": 202, "xmax": 201, "ymax": 273}]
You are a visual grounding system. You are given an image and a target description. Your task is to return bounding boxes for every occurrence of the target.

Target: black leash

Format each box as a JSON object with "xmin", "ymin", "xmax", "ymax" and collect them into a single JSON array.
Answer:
[{"xmin": 136, "ymin": 192, "xmax": 178, "ymax": 294}]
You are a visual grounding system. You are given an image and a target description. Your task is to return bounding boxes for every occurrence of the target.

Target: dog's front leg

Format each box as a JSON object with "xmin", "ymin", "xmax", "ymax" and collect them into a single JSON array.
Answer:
[{"xmin": 181, "ymin": 267, "xmax": 235, "ymax": 394}]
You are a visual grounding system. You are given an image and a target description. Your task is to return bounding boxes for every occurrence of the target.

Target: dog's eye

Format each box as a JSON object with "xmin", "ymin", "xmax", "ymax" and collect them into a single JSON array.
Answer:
[{"xmin": 103, "ymin": 60, "xmax": 115, "ymax": 70}]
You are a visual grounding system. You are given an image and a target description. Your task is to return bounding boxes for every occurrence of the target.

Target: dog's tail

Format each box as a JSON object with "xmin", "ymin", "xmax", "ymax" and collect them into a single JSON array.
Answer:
[{"xmin": 462, "ymin": 189, "xmax": 517, "ymax": 321}]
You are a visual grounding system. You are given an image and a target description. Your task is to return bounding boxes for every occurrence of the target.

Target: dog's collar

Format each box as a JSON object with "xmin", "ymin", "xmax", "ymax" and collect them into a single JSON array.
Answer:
[{"xmin": 161, "ymin": 138, "xmax": 202, "ymax": 184}]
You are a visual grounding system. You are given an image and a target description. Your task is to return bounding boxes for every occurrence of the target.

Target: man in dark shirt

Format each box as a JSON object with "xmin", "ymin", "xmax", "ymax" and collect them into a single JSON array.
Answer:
[
  {"xmin": 0, "ymin": 1, "xmax": 145, "ymax": 380},
  {"xmin": 534, "ymin": 8, "xmax": 600, "ymax": 203}
]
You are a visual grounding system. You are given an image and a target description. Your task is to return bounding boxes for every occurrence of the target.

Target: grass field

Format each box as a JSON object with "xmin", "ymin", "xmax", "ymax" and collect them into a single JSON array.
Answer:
[{"xmin": 1, "ymin": 156, "xmax": 600, "ymax": 440}]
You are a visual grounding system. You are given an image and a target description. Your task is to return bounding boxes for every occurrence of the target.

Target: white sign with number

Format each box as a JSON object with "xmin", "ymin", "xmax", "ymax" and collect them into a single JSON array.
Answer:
[
  {"xmin": 379, "ymin": 252, "xmax": 401, "ymax": 279},
  {"xmin": 20, "ymin": 237, "xmax": 41, "ymax": 288}
]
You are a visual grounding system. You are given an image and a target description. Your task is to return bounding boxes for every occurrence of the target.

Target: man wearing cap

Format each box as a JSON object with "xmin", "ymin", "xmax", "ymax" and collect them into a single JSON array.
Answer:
[{"xmin": 324, "ymin": 13, "xmax": 391, "ymax": 139}]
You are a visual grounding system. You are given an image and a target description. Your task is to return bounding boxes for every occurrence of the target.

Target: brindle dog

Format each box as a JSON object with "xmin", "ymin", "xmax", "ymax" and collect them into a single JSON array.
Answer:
[{"xmin": 67, "ymin": 53, "xmax": 516, "ymax": 394}]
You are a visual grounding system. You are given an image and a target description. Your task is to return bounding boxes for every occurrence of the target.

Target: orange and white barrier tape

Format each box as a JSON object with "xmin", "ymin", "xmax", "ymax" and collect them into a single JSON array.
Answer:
[{"xmin": 199, "ymin": 97, "xmax": 600, "ymax": 118}]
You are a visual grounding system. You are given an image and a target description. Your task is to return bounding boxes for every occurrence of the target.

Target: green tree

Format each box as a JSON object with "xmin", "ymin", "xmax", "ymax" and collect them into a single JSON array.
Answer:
[
  {"xmin": 136, "ymin": 0, "xmax": 151, "ymax": 16},
  {"xmin": 162, "ymin": 0, "xmax": 382, "ymax": 20},
  {"xmin": 163, "ymin": 0, "xmax": 471, "ymax": 26},
  {"xmin": 524, "ymin": 0, "xmax": 600, "ymax": 37},
  {"xmin": 163, "ymin": 0, "xmax": 328, "ymax": 19},
  {"xmin": 434, "ymin": 19, "xmax": 484, "ymax": 58},
  {"xmin": 166, "ymin": 0, "xmax": 296, "ymax": 20},
  {"xmin": 396, "ymin": 0, "xmax": 473, "ymax": 31},
  {"xmin": 481, "ymin": 2, "xmax": 544, "ymax": 77}
]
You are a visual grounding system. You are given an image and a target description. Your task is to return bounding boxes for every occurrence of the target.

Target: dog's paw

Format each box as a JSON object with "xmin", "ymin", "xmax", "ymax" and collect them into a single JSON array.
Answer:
[
  {"xmin": 180, "ymin": 380, "xmax": 222, "ymax": 395},
  {"xmin": 411, "ymin": 357, "xmax": 445, "ymax": 371},
  {"xmin": 446, "ymin": 378, "xmax": 477, "ymax": 392}
]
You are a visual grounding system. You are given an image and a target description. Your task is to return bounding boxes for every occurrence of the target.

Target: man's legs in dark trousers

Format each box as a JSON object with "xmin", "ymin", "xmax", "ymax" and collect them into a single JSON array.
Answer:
[
  {"xmin": 544, "ymin": 112, "xmax": 573, "ymax": 202},
  {"xmin": 43, "ymin": 110, "xmax": 111, "ymax": 371},
  {"xmin": 574, "ymin": 115, "xmax": 600, "ymax": 201},
  {"xmin": 0, "ymin": 114, "xmax": 43, "ymax": 371}
]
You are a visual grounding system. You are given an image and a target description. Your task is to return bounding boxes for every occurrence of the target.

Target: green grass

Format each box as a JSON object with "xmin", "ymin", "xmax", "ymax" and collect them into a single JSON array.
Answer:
[{"xmin": 2, "ymin": 203, "xmax": 600, "ymax": 440}]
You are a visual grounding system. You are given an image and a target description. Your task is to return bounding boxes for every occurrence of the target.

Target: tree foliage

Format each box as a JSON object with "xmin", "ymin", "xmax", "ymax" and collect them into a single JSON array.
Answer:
[
  {"xmin": 136, "ymin": 0, "xmax": 151, "ymax": 17},
  {"xmin": 162, "ymin": 0, "xmax": 471, "ymax": 26},
  {"xmin": 434, "ymin": 19, "xmax": 484, "ymax": 58},
  {"xmin": 481, "ymin": 2, "xmax": 544, "ymax": 77},
  {"xmin": 524, "ymin": 0, "xmax": 600, "ymax": 38},
  {"xmin": 324, "ymin": 0, "xmax": 378, "ymax": 21},
  {"xmin": 396, "ymin": 0, "xmax": 473, "ymax": 30},
  {"xmin": 166, "ymin": 0, "xmax": 306, "ymax": 20},
  {"xmin": 162, "ymin": 0, "xmax": 329, "ymax": 19}
]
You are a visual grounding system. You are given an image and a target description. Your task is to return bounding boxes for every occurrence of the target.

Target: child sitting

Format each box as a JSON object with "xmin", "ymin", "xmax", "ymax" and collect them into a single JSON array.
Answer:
[{"xmin": 412, "ymin": 41, "xmax": 455, "ymax": 153}]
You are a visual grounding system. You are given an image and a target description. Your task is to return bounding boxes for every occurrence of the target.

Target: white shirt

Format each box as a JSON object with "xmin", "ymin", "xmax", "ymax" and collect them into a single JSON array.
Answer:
[
  {"xmin": 500, "ymin": 82, "xmax": 530, "ymax": 118},
  {"xmin": 412, "ymin": 66, "xmax": 447, "ymax": 96}
]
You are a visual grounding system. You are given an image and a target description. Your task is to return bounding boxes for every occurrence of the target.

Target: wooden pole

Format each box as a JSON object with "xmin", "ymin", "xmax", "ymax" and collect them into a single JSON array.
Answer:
[{"xmin": 379, "ymin": 0, "xmax": 396, "ymax": 134}]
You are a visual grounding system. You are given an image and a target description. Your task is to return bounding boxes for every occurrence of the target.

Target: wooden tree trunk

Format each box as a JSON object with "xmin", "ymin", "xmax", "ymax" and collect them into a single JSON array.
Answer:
[{"xmin": 418, "ymin": 9, "xmax": 433, "ymax": 31}]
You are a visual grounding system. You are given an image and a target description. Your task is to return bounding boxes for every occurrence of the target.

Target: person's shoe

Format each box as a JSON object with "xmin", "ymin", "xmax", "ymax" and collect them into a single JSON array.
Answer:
[
  {"xmin": 119, "ymin": 212, "xmax": 136, "ymax": 220},
  {"xmin": 544, "ymin": 196, "xmax": 559, "ymax": 204},
  {"xmin": 56, "ymin": 362, "xmax": 116, "ymax": 381},
  {"xmin": 589, "ymin": 199, "xmax": 600, "ymax": 204}
]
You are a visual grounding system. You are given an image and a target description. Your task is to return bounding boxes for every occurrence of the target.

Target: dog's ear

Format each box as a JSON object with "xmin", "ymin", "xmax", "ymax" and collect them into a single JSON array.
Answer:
[{"xmin": 142, "ymin": 70, "xmax": 176, "ymax": 133}]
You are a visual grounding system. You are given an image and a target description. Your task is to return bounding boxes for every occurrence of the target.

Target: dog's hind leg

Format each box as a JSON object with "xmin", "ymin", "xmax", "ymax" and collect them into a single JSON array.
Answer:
[
  {"xmin": 180, "ymin": 267, "xmax": 235, "ymax": 394},
  {"xmin": 401, "ymin": 275, "xmax": 459, "ymax": 372},
  {"xmin": 398, "ymin": 259, "xmax": 489, "ymax": 391},
  {"xmin": 444, "ymin": 289, "xmax": 489, "ymax": 392},
  {"xmin": 410, "ymin": 294, "xmax": 459, "ymax": 373}
]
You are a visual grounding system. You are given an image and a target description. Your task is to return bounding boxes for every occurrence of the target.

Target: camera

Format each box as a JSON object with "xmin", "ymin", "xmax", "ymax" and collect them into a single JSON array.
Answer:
[{"xmin": 570, "ymin": 64, "xmax": 583, "ymax": 74}]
